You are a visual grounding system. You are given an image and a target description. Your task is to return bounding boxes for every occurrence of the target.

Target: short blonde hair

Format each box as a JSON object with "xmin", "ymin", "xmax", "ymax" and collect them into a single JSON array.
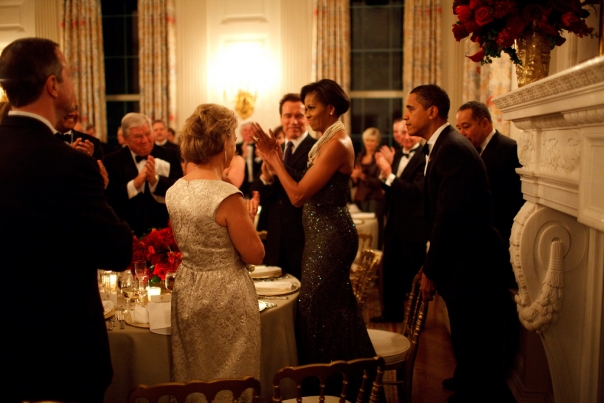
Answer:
[
  {"xmin": 180, "ymin": 104, "xmax": 238, "ymax": 165},
  {"xmin": 362, "ymin": 127, "xmax": 381, "ymax": 143}
]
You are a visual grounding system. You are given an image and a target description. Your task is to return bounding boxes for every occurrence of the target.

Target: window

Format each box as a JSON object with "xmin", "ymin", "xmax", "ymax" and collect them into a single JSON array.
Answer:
[
  {"xmin": 101, "ymin": 0, "xmax": 139, "ymax": 147},
  {"xmin": 350, "ymin": 0, "xmax": 404, "ymax": 150}
]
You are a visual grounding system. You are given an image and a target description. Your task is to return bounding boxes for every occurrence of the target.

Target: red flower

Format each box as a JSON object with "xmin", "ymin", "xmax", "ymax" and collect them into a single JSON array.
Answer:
[
  {"xmin": 468, "ymin": 0, "xmax": 481, "ymax": 10},
  {"xmin": 561, "ymin": 12, "xmax": 579, "ymax": 28},
  {"xmin": 452, "ymin": 23, "xmax": 470, "ymax": 41},
  {"xmin": 507, "ymin": 16, "xmax": 527, "ymax": 34},
  {"xmin": 475, "ymin": 6, "xmax": 495, "ymax": 26},
  {"xmin": 537, "ymin": 16, "xmax": 559, "ymax": 37},
  {"xmin": 522, "ymin": 4, "xmax": 543, "ymax": 22},
  {"xmin": 493, "ymin": 0, "xmax": 516, "ymax": 19},
  {"xmin": 130, "ymin": 221, "xmax": 181, "ymax": 279},
  {"xmin": 467, "ymin": 47, "xmax": 486, "ymax": 62},
  {"xmin": 455, "ymin": 5, "xmax": 473, "ymax": 23},
  {"xmin": 496, "ymin": 29, "xmax": 516, "ymax": 48}
]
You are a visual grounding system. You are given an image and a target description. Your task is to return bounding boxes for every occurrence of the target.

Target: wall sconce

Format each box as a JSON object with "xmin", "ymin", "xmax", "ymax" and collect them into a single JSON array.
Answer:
[{"xmin": 212, "ymin": 39, "xmax": 276, "ymax": 120}]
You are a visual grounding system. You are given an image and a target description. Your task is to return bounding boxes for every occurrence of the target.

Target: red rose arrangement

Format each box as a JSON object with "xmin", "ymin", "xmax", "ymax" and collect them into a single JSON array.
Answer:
[
  {"xmin": 452, "ymin": 0, "xmax": 598, "ymax": 64},
  {"xmin": 131, "ymin": 223, "xmax": 181, "ymax": 285}
]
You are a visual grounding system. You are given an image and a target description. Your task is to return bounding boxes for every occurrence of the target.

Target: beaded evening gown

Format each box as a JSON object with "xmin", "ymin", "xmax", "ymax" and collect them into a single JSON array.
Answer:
[
  {"xmin": 296, "ymin": 169, "xmax": 376, "ymax": 364},
  {"xmin": 166, "ymin": 179, "xmax": 260, "ymax": 382}
]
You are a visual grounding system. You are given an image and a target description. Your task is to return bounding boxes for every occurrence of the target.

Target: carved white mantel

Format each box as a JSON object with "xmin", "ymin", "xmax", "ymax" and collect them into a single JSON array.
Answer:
[{"xmin": 494, "ymin": 56, "xmax": 604, "ymax": 403}]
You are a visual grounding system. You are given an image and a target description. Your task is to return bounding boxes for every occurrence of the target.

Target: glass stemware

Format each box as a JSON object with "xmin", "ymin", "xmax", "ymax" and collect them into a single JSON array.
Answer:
[
  {"xmin": 134, "ymin": 260, "xmax": 149, "ymax": 305},
  {"xmin": 165, "ymin": 272, "xmax": 177, "ymax": 292},
  {"xmin": 118, "ymin": 271, "xmax": 134, "ymax": 310}
]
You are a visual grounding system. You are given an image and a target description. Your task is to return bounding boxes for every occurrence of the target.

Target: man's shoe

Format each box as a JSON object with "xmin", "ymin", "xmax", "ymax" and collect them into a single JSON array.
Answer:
[
  {"xmin": 370, "ymin": 315, "xmax": 404, "ymax": 323},
  {"xmin": 442, "ymin": 377, "xmax": 455, "ymax": 390}
]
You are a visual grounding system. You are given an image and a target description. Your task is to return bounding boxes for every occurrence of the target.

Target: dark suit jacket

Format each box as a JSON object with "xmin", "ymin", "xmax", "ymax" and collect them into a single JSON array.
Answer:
[
  {"xmin": 104, "ymin": 144, "xmax": 183, "ymax": 236},
  {"xmin": 236, "ymin": 142, "xmax": 263, "ymax": 197},
  {"xmin": 250, "ymin": 134, "xmax": 317, "ymax": 279},
  {"xmin": 481, "ymin": 131, "xmax": 524, "ymax": 243},
  {"xmin": 383, "ymin": 146, "xmax": 428, "ymax": 244},
  {"xmin": 0, "ymin": 115, "xmax": 132, "ymax": 402},
  {"xmin": 157, "ymin": 140, "xmax": 183, "ymax": 162},
  {"xmin": 58, "ymin": 129, "xmax": 104, "ymax": 160},
  {"xmin": 423, "ymin": 125, "xmax": 508, "ymax": 290}
]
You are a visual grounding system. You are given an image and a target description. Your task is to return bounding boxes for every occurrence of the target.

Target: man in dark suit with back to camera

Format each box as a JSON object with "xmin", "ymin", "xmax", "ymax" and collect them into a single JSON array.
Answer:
[
  {"xmin": 456, "ymin": 101, "xmax": 524, "ymax": 286},
  {"xmin": 251, "ymin": 93, "xmax": 317, "ymax": 279},
  {"xmin": 406, "ymin": 85, "xmax": 518, "ymax": 402},
  {"xmin": 104, "ymin": 112, "xmax": 183, "ymax": 237},
  {"xmin": 0, "ymin": 37, "xmax": 133, "ymax": 403},
  {"xmin": 370, "ymin": 118, "xmax": 428, "ymax": 323}
]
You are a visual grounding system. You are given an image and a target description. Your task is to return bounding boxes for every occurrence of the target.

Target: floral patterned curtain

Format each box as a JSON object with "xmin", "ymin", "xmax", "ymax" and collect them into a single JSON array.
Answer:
[
  {"xmin": 138, "ymin": 0, "xmax": 177, "ymax": 127},
  {"xmin": 403, "ymin": 0, "xmax": 442, "ymax": 97},
  {"xmin": 311, "ymin": 0, "xmax": 351, "ymax": 131},
  {"xmin": 462, "ymin": 41, "xmax": 513, "ymax": 136},
  {"xmin": 60, "ymin": 0, "xmax": 107, "ymax": 142}
]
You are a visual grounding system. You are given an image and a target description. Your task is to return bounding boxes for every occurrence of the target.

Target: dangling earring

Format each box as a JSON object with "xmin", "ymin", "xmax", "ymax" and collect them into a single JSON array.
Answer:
[
  {"xmin": 225, "ymin": 150, "xmax": 227, "ymax": 162},
  {"xmin": 330, "ymin": 112, "xmax": 333, "ymax": 115}
]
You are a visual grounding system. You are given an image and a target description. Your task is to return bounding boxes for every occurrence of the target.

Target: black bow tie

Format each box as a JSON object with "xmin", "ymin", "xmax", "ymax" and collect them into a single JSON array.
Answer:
[
  {"xmin": 402, "ymin": 153, "xmax": 410, "ymax": 159},
  {"xmin": 55, "ymin": 132, "xmax": 72, "ymax": 143},
  {"xmin": 135, "ymin": 155, "xmax": 148, "ymax": 163},
  {"xmin": 422, "ymin": 143, "xmax": 430, "ymax": 156}
]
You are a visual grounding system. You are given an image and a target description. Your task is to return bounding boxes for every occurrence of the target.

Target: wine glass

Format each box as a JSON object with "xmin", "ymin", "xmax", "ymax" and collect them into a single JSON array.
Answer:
[
  {"xmin": 118, "ymin": 271, "xmax": 134, "ymax": 309},
  {"xmin": 165, "ymin": 272, "xmax": 177, "ymax": 292},
  {"xmin": 134, "ymin": 261, "xmax": 149, "ymax": 305}
]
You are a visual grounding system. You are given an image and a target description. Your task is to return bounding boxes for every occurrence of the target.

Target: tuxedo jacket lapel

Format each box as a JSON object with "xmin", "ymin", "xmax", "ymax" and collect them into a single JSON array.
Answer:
[
  {"xmin": 401, "ymin": 147, "xmax": 424, "ymax": 179},
  {"xmin": 288, "ymin": 135, "xmax": 314, "ymax": 168}
]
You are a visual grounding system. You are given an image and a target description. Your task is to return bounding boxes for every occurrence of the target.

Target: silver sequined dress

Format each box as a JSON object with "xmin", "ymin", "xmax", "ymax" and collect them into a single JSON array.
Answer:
[
  {"xmin": 166, "ymin": 179, "xmax": 260, "ymax": 382},
  {"xmin": 297, "ymin": 170, "xmax": 376, "ymax": 364}
]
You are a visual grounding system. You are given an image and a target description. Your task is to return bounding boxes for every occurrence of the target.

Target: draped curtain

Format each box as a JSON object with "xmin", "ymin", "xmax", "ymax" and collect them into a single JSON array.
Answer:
[
  {"xmin": 138, "ymin": 0, "xmax": 177, "ymax": 127},
  {"xmin": 60, "ymin": 0, "xmax": 107, "ymax": 142},
  {"xmin": 462, "ymin": 41, "xmax": 513, "ymax": 136},
  {"xmin": 402, "ymin": 0, "xmax": 442, "ymax": 97},
  {"xmin": 311, "ymin": 0, "xmax": 351, "ymax": 131}
]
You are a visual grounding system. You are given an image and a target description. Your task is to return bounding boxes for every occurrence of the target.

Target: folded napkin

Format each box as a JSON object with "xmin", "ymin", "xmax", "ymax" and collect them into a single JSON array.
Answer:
[
  {"xmin": 250, "ymin": 265, "xmax": 282, "ymax": 278},
  {"xmin": 148, "ymin": 301, "xmax": 171, "ymax": 335},
  {"xmin": 254, "ymin": 281, "xmax": 295, "ymax": 293},
  {"xmin": 133, "ymin": 304, "xmax": 149, "ymax": 324},
  {"xmin": 102, "ymin": 300, "xmax": 114, "ymax": 315},
  {"xmin": 351, "ymin": 212, "xmax": 376, "ymax": 219}
]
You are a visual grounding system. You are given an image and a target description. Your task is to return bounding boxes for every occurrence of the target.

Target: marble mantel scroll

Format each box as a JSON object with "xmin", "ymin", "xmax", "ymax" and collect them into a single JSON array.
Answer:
[{"xmin": 493, "ymin": 56, "xmax": 604, "ymax": 403}]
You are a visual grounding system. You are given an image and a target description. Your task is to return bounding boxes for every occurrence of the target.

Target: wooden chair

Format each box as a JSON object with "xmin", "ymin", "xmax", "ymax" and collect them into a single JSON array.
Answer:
[
  {"xmin": 128, "ymin": 376, "xmax": 261, "ymax": 403},
  {"xmin": 353, "ymin": 233, "xmax": 373, "ymax": 266},
  {"xmin": 351, "ymin": 250, "xmax": 381, "ymax": 311},
  {"xmin": 366, "ymin": 274, "xmax": 429, "ymax": 403},
  {"xmin": 271, "ymin": 356, "xmax": 386, "ymax": 403}
]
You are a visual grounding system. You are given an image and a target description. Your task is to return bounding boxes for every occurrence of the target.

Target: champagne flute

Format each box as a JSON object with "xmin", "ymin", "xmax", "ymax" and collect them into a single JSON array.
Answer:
[{"xmin": 165, "ymin": 272, "xmax": 177, "ymax": 292}]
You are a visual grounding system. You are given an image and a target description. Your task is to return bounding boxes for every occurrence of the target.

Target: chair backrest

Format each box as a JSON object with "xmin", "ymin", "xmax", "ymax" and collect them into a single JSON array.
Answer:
[
  {"xmin": 128, "ymin": 377, "xmax": 261, "ymax": 403},
  {"xmin": 352, "ymin": 249, "xmax": 381, "ymax": 310},
  {"xmin": 272, "ymin": 356, "xmax": 385, "ymax": 403},
  {"xmin": 400, "ymin": 274, "xmax": 429, "ymax": 401},
  {"xmin": 355, "ymin": 233, "xmax": 373, "ymax": 263}
]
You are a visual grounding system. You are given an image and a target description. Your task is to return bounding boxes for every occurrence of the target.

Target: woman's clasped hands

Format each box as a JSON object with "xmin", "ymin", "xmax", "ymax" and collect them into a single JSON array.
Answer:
[{"xmin": 250, "ymin": 123, "xmax": 283, "ymax": 163}]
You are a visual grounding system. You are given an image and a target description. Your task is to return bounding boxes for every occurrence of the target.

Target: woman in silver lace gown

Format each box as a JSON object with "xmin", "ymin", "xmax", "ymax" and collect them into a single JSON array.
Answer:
[
  {"xmin": 166, "ymin": 104, "xmax": 264, "ymax": 382},
  {"xmin": 252, "ymin": 79, "xmax": 376, "ymax": 366}
]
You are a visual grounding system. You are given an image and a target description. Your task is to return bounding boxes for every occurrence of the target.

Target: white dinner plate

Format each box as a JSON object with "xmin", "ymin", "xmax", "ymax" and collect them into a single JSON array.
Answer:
[
  {"xmin": 259, "ymin": 301, "xmax": 267, "ymax": 312},
  {"xmin": 250, "ymin": 265, "xmax": 283, "ymax": 279},
  {"xmin": 255, "ymin": 282, "xmax": 300, "ymax": 296},
  {"xmin": 124, "ymin": 311, "xmax": 150, "ymax": 328}
]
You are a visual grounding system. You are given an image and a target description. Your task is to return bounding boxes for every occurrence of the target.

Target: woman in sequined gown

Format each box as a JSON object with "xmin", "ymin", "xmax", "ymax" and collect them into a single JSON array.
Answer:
[
  {"xmin": 166, "ymin": 104, "xmax": 264, "ymax": 383},
  {"xmin": 252, "ymin": 79, "xmax": 376, "ymax": 366}
]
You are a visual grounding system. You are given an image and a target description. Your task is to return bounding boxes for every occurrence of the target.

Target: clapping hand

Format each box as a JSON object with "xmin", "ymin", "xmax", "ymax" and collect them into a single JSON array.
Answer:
[
  {"xmin": 72, "ymin": 138, "xmax": 94, "ymax": 157},
  {"xmin": 375, "ymin": 152, "xmax": 392, "ymax": 177},
  {"xmin": 251, "ymin": 123, "xmax": 279, "ymax": 160},
  {"xmin": 379, "ymin": 145, "xmax": 395, "ymax": 165},
  {"xmin": 247, "ymin": 193, "xmax": 260, "ymax": 222}
]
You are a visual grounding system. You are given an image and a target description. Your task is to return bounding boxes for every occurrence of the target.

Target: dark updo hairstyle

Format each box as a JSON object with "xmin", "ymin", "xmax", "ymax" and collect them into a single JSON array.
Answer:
[
  {"xmin": 180, "ymin": 104, "xmax": 238, "ymax": 165},
  {"xmin": 300, "ymin": 79, "xmax": 350, "ymax": 117}
]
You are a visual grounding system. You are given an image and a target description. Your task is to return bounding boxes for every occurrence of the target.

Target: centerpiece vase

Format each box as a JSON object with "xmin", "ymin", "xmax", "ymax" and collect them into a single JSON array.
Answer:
[{"xmin": 515, "ymin": 29, "xmax": 552, "ymax": 87}]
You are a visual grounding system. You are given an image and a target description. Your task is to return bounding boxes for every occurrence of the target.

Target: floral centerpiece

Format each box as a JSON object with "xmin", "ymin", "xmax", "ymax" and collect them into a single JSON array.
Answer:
[
  {"xmin": 452, "ymin": 0, "xmax": 598, "ymax": 64},
  {"xmin": 131, "ymin": 223, "xmax": 181, "ymax": 286}
]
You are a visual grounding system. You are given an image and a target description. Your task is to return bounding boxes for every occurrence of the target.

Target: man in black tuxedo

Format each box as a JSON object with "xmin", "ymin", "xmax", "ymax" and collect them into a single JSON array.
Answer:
[
  {"xmin": 456, "ymin": 101, "xmax": 524, "ymax": 256},
  {"xmin": 370, "ymin": 119, "xmax": 428, "ymax": 322},
  {"xmin": 153, "ymin": 119, "xmax": 182, "ymax": 160},
  {"xmin": 104, "ymin": 113, "xmax": 183, "ymax": 237},
  {"xmin": 251, "ymin": 93, "xmax": 316, "ymax": 279},
  {"xmin": 0, "ymin": 37, "xmax": 132, "ymax": 403},
  {"xmin": 56, "ymin": 105, "xmax": 104, "ymax": 160},
  {"xmin": 237, "ymin": 122, "xmax": 263, "ymax": 197},
  {"xmin": 407, "ymin": 85, "xmax": 518, "ymax": 402}
]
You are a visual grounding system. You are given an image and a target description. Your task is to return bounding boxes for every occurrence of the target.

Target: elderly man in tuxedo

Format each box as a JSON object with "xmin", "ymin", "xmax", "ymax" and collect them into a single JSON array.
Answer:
[
  {"xmin": 370, "ymin": 119, "xmax": 428, "ymax": 323},
  {"xmin": 0, "ymin": 37, "xmax": 132, "ymax": 403},
  {"xmin": 237, "ymin": 121, "xmax": 263, "ymax": 197},
  {"xmin": 104, "ymin": 112, "xmax": 183, "ymax": 236},
  {"xmin": 407, "ymin": 85, "xmax": 518, "ymax": 402},
  {"xmin": 251, "ymin": 93, "xmax": 317, "ymax": 279}
]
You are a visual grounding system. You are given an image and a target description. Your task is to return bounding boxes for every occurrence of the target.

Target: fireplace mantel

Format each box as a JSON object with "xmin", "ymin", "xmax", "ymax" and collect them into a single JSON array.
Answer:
[{"xmin": 493, "ymin": 56, "xmax": 604, "ymax": 403}]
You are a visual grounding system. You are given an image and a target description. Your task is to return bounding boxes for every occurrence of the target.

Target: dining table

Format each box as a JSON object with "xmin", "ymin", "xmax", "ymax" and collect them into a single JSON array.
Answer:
[{"xmin": 104, "ymin": 275, "xmax": 300, "ymax": 403}]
